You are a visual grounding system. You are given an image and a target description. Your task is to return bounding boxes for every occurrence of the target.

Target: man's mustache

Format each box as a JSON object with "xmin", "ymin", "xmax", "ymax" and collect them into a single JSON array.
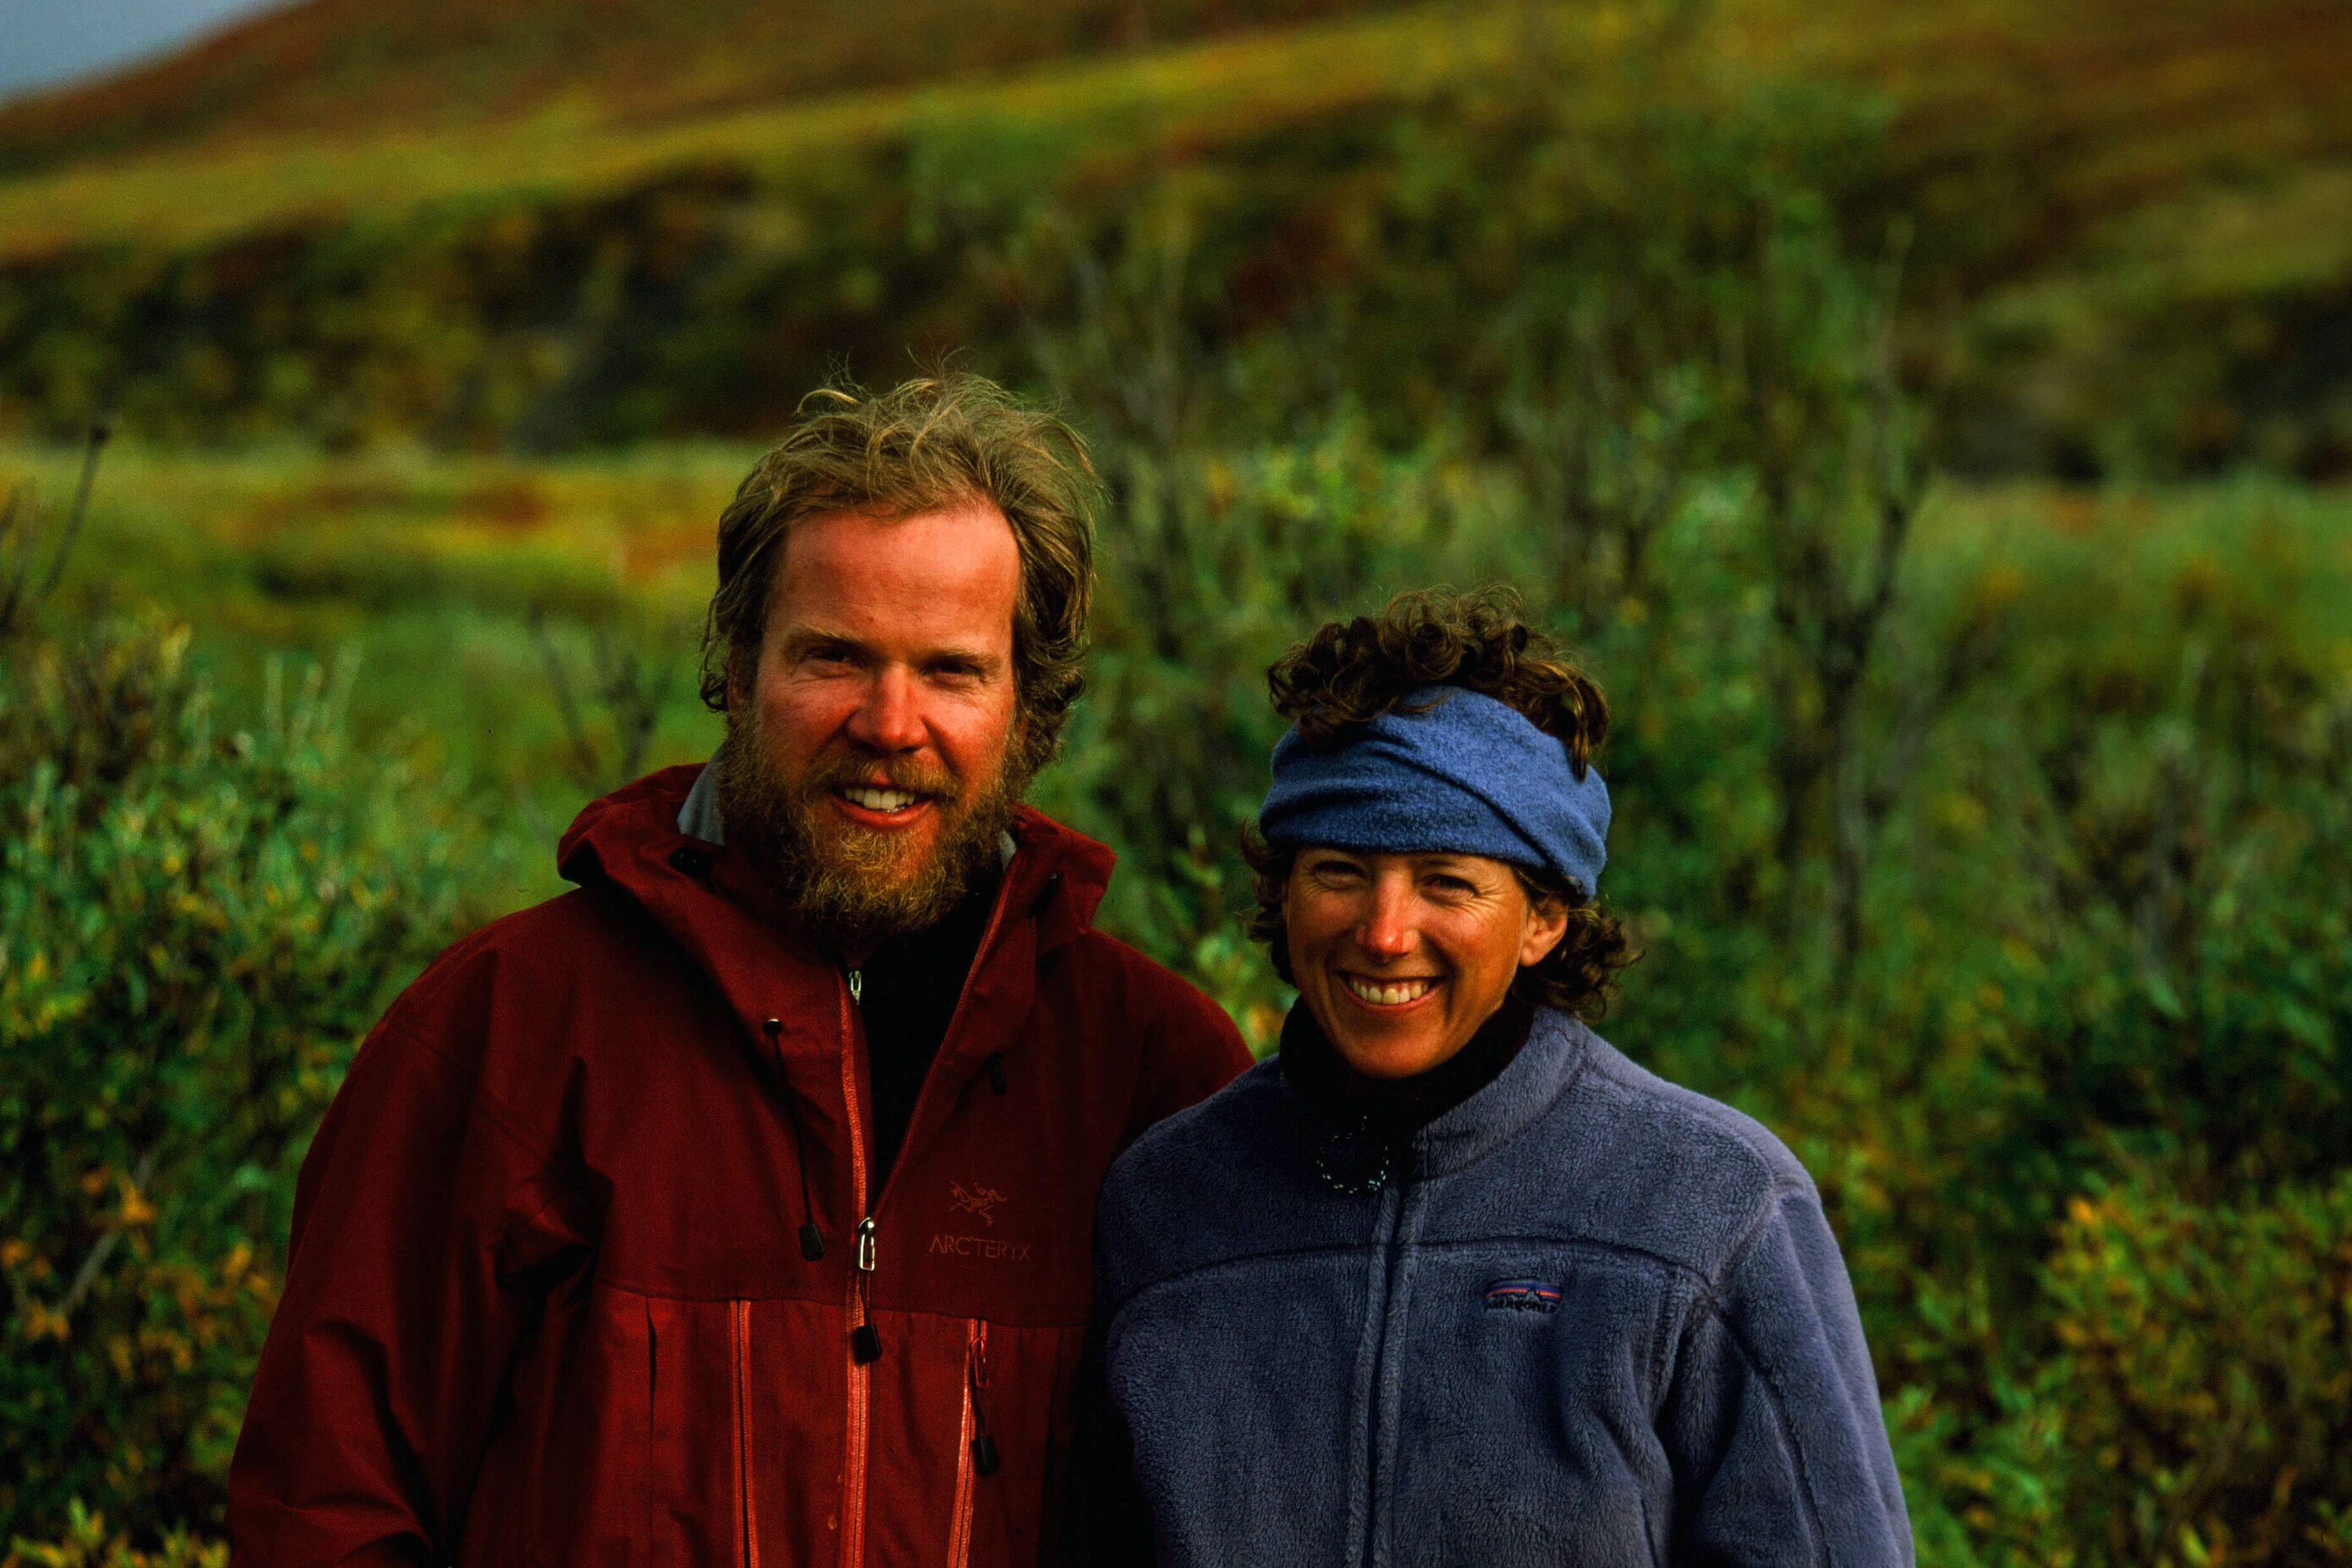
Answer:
[{"xmin": 799, "ymin": 752, "xmax": 960, "ymax": 806}]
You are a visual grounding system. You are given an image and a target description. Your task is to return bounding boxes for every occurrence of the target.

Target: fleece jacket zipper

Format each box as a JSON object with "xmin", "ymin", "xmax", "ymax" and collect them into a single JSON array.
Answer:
[{"xmin": 1346, "ymin": 1162, "xmax": 1414, "ymax": 1568}]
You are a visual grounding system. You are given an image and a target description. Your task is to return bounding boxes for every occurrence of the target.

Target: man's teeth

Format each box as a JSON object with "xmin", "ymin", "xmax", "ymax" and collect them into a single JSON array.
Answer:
[
  {"xmin": 840, "ymin": 787, "xmax": 920, "ymax": 813},
  {"xmin": 1344, "ymin": 977, "xmax": 1435, "ymax": 1005}
]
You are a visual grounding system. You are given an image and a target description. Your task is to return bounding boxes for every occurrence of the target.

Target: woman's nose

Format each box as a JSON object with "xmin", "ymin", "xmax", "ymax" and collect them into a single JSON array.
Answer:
[
  {"xmin": 845, "ymin": 665, "xmax": 926, "ymax": 753},
  {"xmin": 1354, "ymin": 877, "xmax": 1417, "ymax": 960}
]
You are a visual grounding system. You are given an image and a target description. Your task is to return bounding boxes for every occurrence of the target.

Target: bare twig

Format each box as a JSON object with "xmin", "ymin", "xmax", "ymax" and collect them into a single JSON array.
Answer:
[
  {"xmin": 531, "ymin": 607, "xmax": 681, "ymax": 794},
  {"xmin": 0, "ymin": 484, "xmax": 31, "ymax": 632},
  {"xmin": 528, "ymin": 605, "xmax": 604, "ymax": 790},
  {"xmin": 58, "ymin": 1146, "xmax": 161, "ymax": 1320},
  {"xmin": 1, "ymin": 416, "xmax": 114, "ymax": 639},
  {"xmin": 35, "ymin": 415, "xmax": 115, "ymax": 604}
]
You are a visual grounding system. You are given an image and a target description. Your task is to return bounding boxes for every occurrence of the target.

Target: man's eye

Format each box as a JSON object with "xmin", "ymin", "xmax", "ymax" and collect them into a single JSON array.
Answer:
[{"xmin": 1427, "ymin": 875, "xmax": 1478, "ymax": 896}]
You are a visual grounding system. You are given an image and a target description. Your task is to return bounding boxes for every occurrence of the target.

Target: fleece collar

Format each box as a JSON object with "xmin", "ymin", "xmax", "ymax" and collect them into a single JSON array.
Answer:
[
  {"xmin": 1277, "ymin": 990, "xmax": 1537, "ymax": 1135},
  {"xmin": 1406, "ymin": 1006, "xmax": 1595, "ymax": 1181}
]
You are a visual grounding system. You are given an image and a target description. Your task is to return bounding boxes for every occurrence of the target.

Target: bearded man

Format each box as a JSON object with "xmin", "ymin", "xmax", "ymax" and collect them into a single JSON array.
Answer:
[{"xmin": 226, "ymin": 376, "xmax": 1251, "ymax": 1564}]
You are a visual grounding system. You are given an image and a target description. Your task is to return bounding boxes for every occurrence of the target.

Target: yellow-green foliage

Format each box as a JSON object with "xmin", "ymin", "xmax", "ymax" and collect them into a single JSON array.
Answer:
[
  {"xmin": 6, "ymin": 1498, "xmax": 225, "ymax": 1568},
  {"xmin": 0, "ymin": 617, "xmax": 483, "ymax": 1534},
  {"xmin": 2037, "ymin": 1175, "xmax": 2352, "ymax": 1565}
]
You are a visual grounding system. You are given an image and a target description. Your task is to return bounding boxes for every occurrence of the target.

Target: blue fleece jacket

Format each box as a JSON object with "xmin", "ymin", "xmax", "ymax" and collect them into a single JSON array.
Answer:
[{"xmin": 1091, "ymin": 1007, "xmax": 1913, "ymax": 1567}]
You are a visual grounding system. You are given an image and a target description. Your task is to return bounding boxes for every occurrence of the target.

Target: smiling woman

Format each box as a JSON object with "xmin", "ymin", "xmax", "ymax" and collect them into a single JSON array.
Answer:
[
  {"xmin": 1083, "ymin": 587, "xmax": 1914, "ymax": 1568},
  {"xmin": 1241, "ymin": 586, "xmax": 1630, "ymax": 1085}
]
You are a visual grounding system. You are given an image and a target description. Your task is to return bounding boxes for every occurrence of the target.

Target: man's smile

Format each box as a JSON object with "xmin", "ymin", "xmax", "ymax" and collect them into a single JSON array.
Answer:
[{"xmin": 835, "ymin": 784, "xmax": 927, "ymax": 816}]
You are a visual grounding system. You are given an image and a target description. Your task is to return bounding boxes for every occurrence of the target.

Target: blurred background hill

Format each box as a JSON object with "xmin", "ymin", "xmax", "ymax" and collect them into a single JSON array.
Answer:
[
  {"xmin": 1, "ymin": 0, "xmax": 2348, "ymax": 474},
  {"xmin": 3, "ymin": 0, "xmax": 2351, "ymax": 1560}
]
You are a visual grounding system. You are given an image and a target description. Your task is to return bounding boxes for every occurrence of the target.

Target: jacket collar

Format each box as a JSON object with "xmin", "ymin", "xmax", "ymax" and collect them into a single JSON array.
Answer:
[
  {"xmin": 1407, "ymin": 1006, "xmax": 1593, "ymax": 1180},
  {"xmin": 556, "ymin": 763, "xmax": 1115, "ymax": 1083}
]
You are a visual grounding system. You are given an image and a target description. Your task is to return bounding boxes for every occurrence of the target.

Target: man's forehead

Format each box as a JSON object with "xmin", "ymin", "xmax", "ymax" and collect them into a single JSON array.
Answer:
[{"xmin": 765, "ymin": 502, "xmax": 1020, "ymax": 648}]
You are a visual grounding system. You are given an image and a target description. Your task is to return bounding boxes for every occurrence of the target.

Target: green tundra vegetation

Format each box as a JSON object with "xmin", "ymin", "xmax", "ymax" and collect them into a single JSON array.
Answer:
[{"xmin": 3, "ymin": 0, "xmax": 2351, "ymax": 1560}]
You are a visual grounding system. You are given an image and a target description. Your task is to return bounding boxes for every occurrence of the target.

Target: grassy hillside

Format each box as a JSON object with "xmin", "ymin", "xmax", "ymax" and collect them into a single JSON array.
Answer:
[
  {"xmin": 0, "ymin": 2, "xmax": 1503, "ymax": 257},
  {"xmin": 0, "ymin": 0, "xmax": 2346, "ymax": 468},
  {"xmin": 0, "ymin": 0, "xmax": 1399, "ymax": 181}
]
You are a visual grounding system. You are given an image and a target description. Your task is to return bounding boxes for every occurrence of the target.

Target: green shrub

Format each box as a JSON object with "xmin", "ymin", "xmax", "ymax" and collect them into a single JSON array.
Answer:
[
  {"xmin": 5, "ymin": 1498, "xmax": 226, "ymax": 1568},
  {"xmin": 0, "ymin": 618, "xmax": 477, "ymax": 1538},
  {"xmin": 1928, "ymin": 1173, "xmax": 2352, "ymax": 1568}
]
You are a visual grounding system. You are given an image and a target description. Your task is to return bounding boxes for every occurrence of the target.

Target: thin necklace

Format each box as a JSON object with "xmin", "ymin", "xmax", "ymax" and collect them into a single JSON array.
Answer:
[{"xmin": 1314, "ymin": 1114, "xmax": 1401, "ymax": 1195}]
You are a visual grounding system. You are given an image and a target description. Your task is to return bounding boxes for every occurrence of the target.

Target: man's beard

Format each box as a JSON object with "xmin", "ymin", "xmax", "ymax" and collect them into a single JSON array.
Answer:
[{"xmin": 712, "ymin": 713, "xmax": 1027, "ymax": 951}]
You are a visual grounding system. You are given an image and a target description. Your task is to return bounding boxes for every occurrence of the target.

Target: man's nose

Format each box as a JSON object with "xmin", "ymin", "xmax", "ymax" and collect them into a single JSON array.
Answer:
[
  {"xmin": 1354, "ymin": 875, "xmax": 1418, "ymax": 962},
  {"xmin": 844, "ymin": 664, "xmax": 927, "ymax": 754}
]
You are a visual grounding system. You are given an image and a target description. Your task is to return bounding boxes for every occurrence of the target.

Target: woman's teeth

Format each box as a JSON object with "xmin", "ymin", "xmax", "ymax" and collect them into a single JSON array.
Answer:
[
  {"xmin": 1343, "ymin": 976, "xmax": 1435, "ymax": 1006},
  {"xmin": 841, "ymin": 787, "xmax": 920, "ymax": 813}
]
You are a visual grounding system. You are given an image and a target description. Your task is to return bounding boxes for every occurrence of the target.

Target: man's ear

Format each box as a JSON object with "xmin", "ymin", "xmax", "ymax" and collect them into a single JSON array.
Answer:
[{"xmin": 726, "ymin": 644, "xmax": 752, "ymax": 716}]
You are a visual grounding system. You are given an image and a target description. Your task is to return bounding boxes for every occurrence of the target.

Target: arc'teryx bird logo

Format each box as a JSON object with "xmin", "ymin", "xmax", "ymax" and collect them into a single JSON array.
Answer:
[{"xmin": 950, "ymin": 1181, "xmax": 1007, "ymax": 1227}]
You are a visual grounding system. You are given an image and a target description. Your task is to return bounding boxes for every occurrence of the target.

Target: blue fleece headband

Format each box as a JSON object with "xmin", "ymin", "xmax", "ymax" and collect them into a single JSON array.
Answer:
[{"xmin": 1258, "ymin": 686, "xmax": 1610, "ymax": 899}]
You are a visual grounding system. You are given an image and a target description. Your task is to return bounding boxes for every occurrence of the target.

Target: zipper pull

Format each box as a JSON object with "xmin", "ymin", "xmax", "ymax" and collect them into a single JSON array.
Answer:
[
  {"xmin": 970, "ymin": 1326, "xmax": 1000, "ymax": 1475},
  {"xmin": 851, "ymin": 1216, "xmax": 883, "ymax": 1363},
  {"xmin": 847, "ymin": 969, "xmax": 863, "ymax": 1004}
]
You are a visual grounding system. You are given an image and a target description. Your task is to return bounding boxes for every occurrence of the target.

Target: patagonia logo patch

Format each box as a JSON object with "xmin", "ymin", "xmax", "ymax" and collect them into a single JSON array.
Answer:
[{"xmin": 1483, "ymin": 1279, "xmax": 1562, "ymax": 1314}]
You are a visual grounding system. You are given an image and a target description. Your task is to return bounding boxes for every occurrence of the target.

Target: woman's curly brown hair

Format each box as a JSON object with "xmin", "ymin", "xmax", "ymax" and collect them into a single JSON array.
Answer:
[{"xmin": 1244, "ymin": 587, "xmax": 1636, "ymax": 1021}]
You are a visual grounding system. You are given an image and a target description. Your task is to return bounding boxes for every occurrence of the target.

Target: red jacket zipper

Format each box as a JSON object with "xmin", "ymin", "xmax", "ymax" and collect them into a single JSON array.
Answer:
[
  {"xmin": 833, "ymin": 861, "xmax": 1020, "ymax": 1565},
  {"xmin": 836, "ymin": 962, "xmax": 873, "ymax": 1568}
]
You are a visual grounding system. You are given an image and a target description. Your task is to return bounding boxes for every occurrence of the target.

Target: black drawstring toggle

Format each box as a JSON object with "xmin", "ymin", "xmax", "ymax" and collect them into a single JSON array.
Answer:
[
  {"xmin": 985, "ymin": 1052, "xmax": 1007, "ymax": 1095},
  {"xmin": 764, "ymin": 1017, "xmax": 826, "ymax": 1264},
  {"xmin": 973, "ymin": 1435, "xmax": 1001, "ymax": 1475},
  {"xmin": 1026, "ymin": 870, "xmax": 1062, "ymax": 918}
]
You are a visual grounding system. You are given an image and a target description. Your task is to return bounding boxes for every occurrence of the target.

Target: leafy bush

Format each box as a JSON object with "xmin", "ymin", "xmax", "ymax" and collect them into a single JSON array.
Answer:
[
  {"xmin": 5, "ymin": 1499, "xmax": 226, "ymax": 1568},
  {"xmin": 0, "ymin": 618, "xmax": 478, "ymax": 1537},
  {"xmin": 2034, "ymin": 1173, "xmax": 2352, "ymax": 1565}
]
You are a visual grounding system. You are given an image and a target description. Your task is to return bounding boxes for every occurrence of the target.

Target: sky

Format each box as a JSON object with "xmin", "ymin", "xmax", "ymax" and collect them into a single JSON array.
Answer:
[{"xmin": 0, "ymin": 0, "xmax": 294, "ymax": 103}]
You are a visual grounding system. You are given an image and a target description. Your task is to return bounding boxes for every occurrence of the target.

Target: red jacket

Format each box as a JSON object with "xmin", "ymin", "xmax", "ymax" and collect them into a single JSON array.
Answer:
[{"xmin": 227, "ymin": 766, "xmax": 1250, "ymax": 1566}]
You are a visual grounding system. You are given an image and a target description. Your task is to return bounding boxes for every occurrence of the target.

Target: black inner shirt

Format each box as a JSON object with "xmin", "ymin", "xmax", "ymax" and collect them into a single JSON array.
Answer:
[{"xmin": 851, "ymin": 881, "xmax": 998, "ymax": 1189}]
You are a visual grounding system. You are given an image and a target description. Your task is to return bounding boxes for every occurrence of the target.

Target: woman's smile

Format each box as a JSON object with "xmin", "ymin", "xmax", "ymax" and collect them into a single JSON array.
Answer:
[{"xmin": 1338, "ymin": 972, "xmax": 1441, "ymax": 1008}]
